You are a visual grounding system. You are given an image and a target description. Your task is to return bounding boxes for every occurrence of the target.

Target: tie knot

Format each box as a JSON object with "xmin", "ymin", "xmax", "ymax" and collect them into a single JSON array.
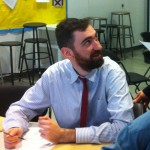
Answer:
[{"xmin": 79, "ymin": 77, "xmax": 87, "ymax": 84}]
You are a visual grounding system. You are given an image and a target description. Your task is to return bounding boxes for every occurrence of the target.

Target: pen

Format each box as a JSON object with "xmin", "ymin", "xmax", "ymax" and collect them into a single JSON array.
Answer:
[{"xmin": 0, "ymin": 130, "xmax": 26, "ymax": 140}]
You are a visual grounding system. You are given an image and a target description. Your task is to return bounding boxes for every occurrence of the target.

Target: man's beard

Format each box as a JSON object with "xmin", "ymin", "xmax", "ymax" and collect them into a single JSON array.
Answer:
[{"xmin": 73, "ymin": 50, "xmax": 104, "ymax": 72}]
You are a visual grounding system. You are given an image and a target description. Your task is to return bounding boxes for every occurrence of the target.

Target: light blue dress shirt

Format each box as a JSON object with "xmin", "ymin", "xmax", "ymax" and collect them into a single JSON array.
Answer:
[{"xmin": 3, "ymin": 56, "xmax": 134, "ymax": 144}]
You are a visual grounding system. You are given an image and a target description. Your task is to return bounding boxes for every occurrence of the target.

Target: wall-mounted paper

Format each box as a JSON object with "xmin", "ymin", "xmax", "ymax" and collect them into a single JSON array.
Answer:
[
  {"xmin": 3, "ymin": 0, "xmax": 17, "ymax": 9},
  {"xmin": 36, "ymin": 0, "xmax": 50, "ymax": 2},
  {"xmin": 53, "ymin": 0, "xmax": 63, "ymax": 6},
  {"xmin": 139, "ymin": 40, "xmax": 150, "ymax": 51}
]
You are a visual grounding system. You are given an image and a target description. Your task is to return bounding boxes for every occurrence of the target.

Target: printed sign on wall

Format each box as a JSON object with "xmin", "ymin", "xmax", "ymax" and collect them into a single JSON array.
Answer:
[{"xmin": 52, "ymin": 0, "xmax": 63, "ymax": 6}]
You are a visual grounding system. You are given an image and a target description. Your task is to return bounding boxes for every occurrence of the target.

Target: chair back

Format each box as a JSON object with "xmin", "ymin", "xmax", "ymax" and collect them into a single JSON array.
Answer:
[
  {"xmin": 133, "ymin": 103, "xmax": 145, "ymax": 119},
  {"xmin": 103, "ymin": 49, "xmax": 120, "ymax": 62},
  {"xmin": 0, "ymin": 85, "xmax": 48, "ymax": 121},
  {"xmin": 141, "ymin": 32, "xmax": 150, "ymax": 42}
]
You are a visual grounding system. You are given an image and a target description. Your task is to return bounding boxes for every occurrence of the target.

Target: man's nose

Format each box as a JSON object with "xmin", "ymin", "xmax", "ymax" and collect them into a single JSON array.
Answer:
[{"xmin": 93, "ymin": 40, "xmax": 103, "ymax": 50}]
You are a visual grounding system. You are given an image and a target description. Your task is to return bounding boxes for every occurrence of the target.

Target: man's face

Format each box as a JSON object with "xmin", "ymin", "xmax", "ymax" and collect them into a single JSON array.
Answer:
[{"xmin": 72, "ymin": 25, "xmax": 104, "ymax": 72}]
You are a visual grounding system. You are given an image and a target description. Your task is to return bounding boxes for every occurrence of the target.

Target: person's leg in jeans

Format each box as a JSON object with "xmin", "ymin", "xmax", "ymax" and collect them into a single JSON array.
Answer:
[{"xmin": 102, "ymin": 111, "xmax": 150, "ymax": 150}]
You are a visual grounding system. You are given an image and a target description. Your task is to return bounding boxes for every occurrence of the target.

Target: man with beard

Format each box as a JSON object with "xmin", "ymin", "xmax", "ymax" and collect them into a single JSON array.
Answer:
[{"xmin": 3, "ymin": 18, "xmax": 134, "ymax": 149}]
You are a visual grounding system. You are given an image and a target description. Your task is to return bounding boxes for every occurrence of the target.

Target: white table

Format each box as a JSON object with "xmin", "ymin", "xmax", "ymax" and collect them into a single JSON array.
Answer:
[{"xmin": 0, "ymin": 121, "xmax": 110, "ymax": 150}]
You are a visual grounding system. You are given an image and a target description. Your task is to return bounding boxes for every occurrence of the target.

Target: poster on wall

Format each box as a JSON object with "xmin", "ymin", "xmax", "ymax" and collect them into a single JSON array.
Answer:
[{"xmin": 0, "ymin": 0, "xmax": 66, "ymax": 31}]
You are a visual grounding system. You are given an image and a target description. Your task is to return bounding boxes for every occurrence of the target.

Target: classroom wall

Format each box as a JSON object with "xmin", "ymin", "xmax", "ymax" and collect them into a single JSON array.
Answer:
[
  {"xmin": 0, "ymin": 0, "xmax": 147, "ymax": 74},
  {"xmin": 67, "ymin": 0, "xmax": 147, "ymax": 47}
]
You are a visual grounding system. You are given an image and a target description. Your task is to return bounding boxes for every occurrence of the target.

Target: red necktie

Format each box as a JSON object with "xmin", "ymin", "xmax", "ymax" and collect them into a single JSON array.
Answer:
[{"xmin": 79, "ymin": 77, "xmax": 88, "ymax": 127}]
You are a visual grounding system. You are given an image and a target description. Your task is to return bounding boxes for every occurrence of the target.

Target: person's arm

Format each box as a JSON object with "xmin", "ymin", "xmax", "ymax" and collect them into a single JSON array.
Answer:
[
  {"xmin": 38, "ymin": 116, "xmax": 76, "ymax": 143},
  {"xmin": 3, "ymin": 75, "xmax": 51, "ymax": 132},
  {"xmin": 133, "ymin": 85, "xmax": 150, "ymax": 108},
  {"xmin": 143, "ymin": 85, "xmax": 150, "ymax": 99}
]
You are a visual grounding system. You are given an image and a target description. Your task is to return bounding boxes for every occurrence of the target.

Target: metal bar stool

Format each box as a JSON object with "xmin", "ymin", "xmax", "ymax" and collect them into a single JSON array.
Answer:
[
  {"xmin": 111, "ymin": 11, "xmax": 134, "ymax": 58},
  {"xmin": 117, "ymin": 25, "xmax": 133, "ymax": 58},
  {"xmin": 20, "ymin": 22, "xmax": 54, "ymax": 85},
  {"xmin": 0, "ymin": 60, "xmax": 3, "ymax": 84},
  {"xmin": 89, "ymin": 17, "xmax": 108, "ymax": 48},
  {"xmin": 101, "ymin": 24, "xmax": 123, "ymax": 58},
  {"xmin": 111, "ymin": 11, "xmax": 134, "ymax": 43},
  {"xmin": 0, "ymin": 41, "xmax": 30, "ymax": 85}
]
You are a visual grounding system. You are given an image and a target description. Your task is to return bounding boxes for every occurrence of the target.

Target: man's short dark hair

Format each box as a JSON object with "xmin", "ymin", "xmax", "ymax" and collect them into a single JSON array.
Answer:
[{"xmin": 55, "ymin": 18, "xmax": 90, "ymax": 49}]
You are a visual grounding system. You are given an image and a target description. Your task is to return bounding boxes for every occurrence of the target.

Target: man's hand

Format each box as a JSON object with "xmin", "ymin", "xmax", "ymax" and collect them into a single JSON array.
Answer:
[
  {"xmin": 38, "ymin": 116, "xmax": 76, "ymax": 144},
  {"xmin": 134, "ymin": 90, "xmax": 149, "ymax": 103},
  {"xmin": 133, "ymin": 90, "xmax": 149, "ymax": 109},
  {"xmin": 4, "ymin": 127, "xmax": 23, "ymax": 149}
]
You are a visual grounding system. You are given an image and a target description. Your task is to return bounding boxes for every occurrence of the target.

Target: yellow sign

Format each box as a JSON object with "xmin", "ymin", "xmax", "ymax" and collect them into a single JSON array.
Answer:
[{"xmin": 0, "ymin": 0, "xmax": 66, "ymax": 30}]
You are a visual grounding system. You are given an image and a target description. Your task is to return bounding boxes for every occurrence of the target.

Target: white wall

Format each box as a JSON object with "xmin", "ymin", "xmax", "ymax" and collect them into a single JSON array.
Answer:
[{"xmin": 67, "ymin": 0, "xmax": 147, "ymax": 47}]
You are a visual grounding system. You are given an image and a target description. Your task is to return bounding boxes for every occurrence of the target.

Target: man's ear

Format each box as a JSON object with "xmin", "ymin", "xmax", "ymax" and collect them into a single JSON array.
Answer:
[{"xmin": 61, "ymin": 47, "xmax": 74, "ymax": 59}]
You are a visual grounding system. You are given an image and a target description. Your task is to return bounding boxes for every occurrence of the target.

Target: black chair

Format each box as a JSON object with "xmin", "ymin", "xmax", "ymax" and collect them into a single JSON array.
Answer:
[
  {"xmin": 0, "ymin": 85, "xmax": 49, "ymax": 121},
  {"xmin": 133, "ymin": 103, "xmax": 146, "ymax": 119},
  {"xmin": 140, "ymin": 32, "xmax": 150, "ymax": 42},
  {"xmin": 103, "ymin": 49, "xmax": 150, "ymax": 94}
]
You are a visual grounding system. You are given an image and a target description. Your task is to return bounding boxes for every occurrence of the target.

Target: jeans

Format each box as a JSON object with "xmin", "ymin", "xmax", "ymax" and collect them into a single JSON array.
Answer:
[{"xmin": 102, "ymin": 111, "xmax": 150, "ymax": 150}]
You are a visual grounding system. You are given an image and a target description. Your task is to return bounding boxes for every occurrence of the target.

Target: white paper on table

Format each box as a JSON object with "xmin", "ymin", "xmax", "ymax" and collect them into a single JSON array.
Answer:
[
  {"xmin": 7, "ymin": 126, "xmax": 54, "ymax": 150},
  {"xmin": 3, "ymin": 0, "xmax": 17, "ymax": 9},
  {"xmin": 36, "ymin": 0, "xmax": 50, "ymax": 2},
  {"xmin": 139, "ymin": 40, "xmax": 150, "ymax": 51}
]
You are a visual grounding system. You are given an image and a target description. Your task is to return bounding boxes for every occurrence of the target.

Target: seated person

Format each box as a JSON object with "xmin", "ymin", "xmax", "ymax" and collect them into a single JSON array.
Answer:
[
  {"xmin": 3, "ymin": 18, "xmax": 134, "ymax": 149},
  {"xmin": 134, "ymin": 85, "xmax": 150, "ymax": 110},
  {"xmin": 102, "ymin": 85, "xmax": 150, "ymax": 150}
]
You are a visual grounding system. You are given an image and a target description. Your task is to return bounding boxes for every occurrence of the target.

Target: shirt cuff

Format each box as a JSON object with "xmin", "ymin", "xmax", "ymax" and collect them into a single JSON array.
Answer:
[{"xmin": 76, "ymin": 127, "xmax": 92, "ymax": 143}]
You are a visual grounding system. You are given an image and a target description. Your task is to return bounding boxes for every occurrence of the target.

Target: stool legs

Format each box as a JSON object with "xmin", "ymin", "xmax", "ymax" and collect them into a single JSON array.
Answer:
[
  {"xmin": 117, "ymin": 26, "xmax": 133, "ymax": 59},
  {"xmin": 45, "ymin": 27, "xmax": 54, "ymax": 63},
  {"xmin": 10, "ymin": 46, "xmax": 14, "ymax": 85},
  {"xmin": 19, "ymin": 44, "xmax": 31, "ymax": 85},
  {"xmin": 0, "ymin": 60, "xmax": 3, "ymax": 84},
  {"xmin": 129, "ymin": 13, "xmax": 134, "ymax": 43}
]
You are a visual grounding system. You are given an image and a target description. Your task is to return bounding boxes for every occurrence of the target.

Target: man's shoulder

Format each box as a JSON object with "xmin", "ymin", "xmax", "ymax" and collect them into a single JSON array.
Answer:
[
  {"xmin": 45, "ymin": 59, "xmax": 71, "ymax": 74},
  {"xmin": 48, "ymin": 59, "xmax": 71, "ymax": 69},
  {"xmin": 103, "ymin": 56, "xmax": 119, "ymax": 68}
]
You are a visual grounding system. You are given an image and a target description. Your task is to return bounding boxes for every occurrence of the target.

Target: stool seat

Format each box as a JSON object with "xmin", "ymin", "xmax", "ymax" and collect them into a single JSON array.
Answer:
[
  {"xmin": 111, "ymin": 11, "xmax": 130, "ymax": 15},
  {"xmin": 95, "ymin": 29, "xmax": 105, "ymax": 33},
  {"xmin": 24, "ymin": 38, "xmax": 48, "ymax": 43},
  {"xmin": 101, "ymin": 24, "xmax": 118, "ymax": 28},
  {"xmin": 117, "ymin": 25, "xmax": 131, "ymax": 28},
  {"xmin": 23, "ymin": 22, "xmax": 46, "ymax": 28},
  {"xmin": 0, "ymin": 41, "xmax": 22, "ymax": 46},
  {"xmin": 89, "ymin": 17, "xmax": 107, "ymax": 21}
]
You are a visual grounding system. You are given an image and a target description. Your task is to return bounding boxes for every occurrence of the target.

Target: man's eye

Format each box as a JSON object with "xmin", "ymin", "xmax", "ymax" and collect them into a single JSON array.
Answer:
[{"xmin": 84, "ymin": 40, "xmax": 91, "ymax": 45}]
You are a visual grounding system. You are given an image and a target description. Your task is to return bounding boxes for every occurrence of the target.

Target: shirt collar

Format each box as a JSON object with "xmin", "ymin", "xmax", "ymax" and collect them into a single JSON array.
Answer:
[{"xmin": 69, "ymin": 63, "xmax": 98, "ymax": 84}]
